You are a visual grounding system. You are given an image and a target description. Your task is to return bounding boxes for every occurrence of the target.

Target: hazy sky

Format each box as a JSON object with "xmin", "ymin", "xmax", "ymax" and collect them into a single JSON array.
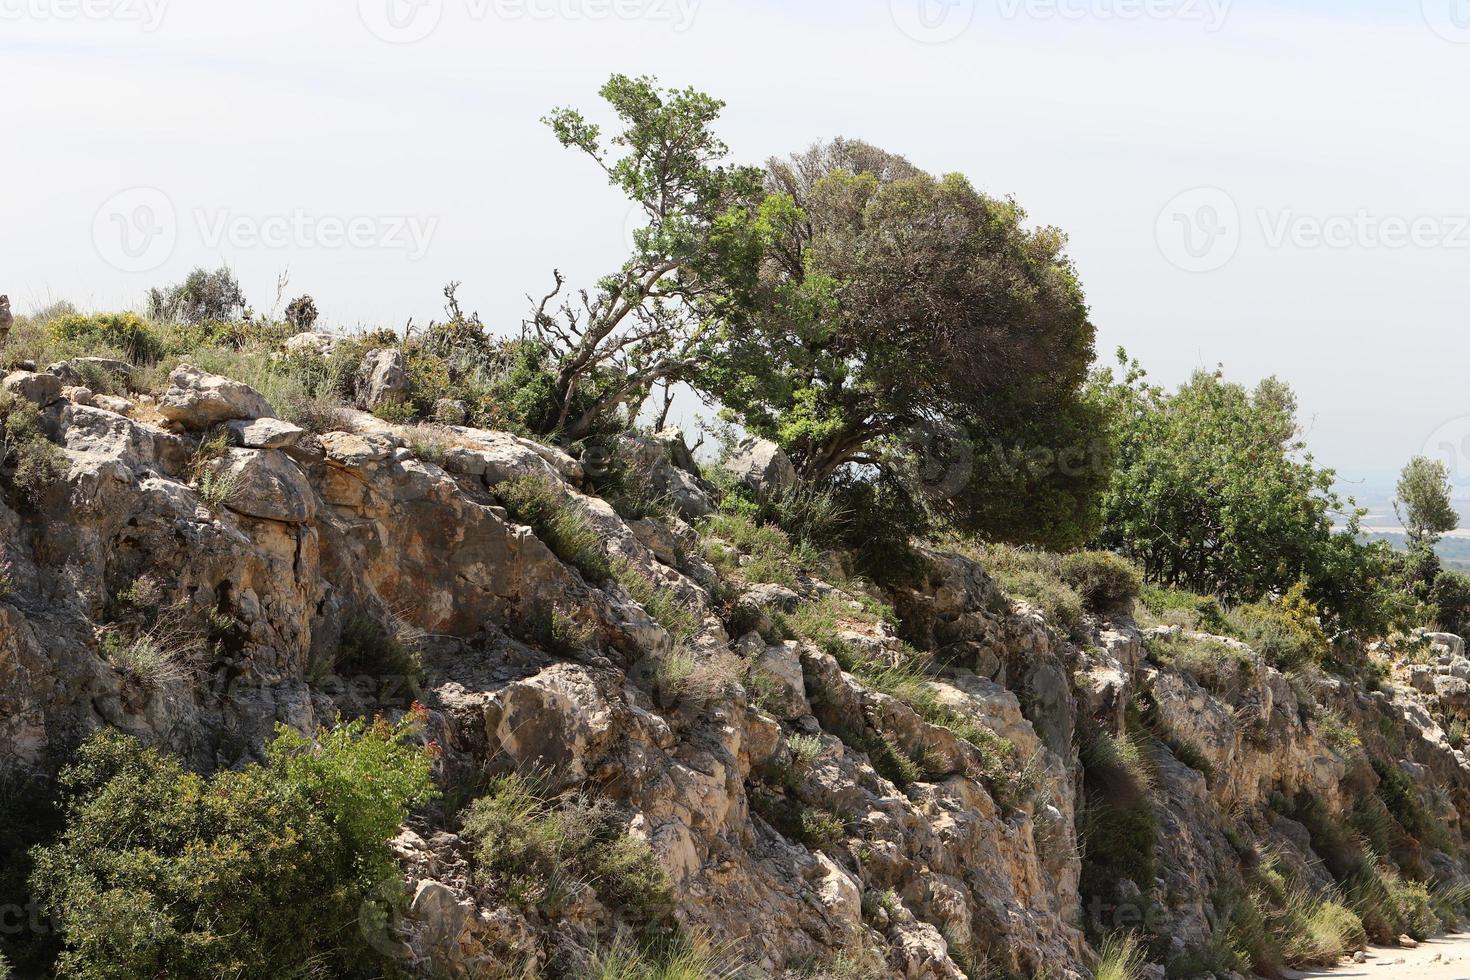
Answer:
[{"xmin": 7, "ymin": 0, "xmax": 1470, "ymax": 502}]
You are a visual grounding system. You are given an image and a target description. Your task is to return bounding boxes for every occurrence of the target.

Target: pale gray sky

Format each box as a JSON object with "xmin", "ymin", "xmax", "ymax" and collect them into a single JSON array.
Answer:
[{"xmin": 7, "ymin": 0, "xmax": 1470, "ymax": 501}]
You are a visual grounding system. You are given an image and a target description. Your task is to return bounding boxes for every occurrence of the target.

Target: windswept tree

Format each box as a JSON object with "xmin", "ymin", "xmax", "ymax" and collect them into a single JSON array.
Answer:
[
  {"xmin": 1395, "ymin": 455, "xmax": 1459, "ymax": 549},
  {"xmin": 529, "ymin": 74, "xmax": 765, "ymax": 440},
  {"xmin": 704, "ymin": 139, "xmax": 1104, "ymax": 546}
]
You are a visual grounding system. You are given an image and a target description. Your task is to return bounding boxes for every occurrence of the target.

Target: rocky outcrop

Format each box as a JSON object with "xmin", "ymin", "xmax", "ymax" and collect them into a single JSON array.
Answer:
[{"xmin": 7, "ymin": 361, "xmax": 1470, "ymax": 978}]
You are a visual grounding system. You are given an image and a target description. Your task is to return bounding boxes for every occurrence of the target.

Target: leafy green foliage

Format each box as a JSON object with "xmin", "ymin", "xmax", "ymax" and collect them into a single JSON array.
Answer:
[
  {"xmin": 1395, "ymin": 456, "xmax": 1459, "ymax": 549},
  {"xmin": 47, "ymin": 312, "xmax": 165, "ymax": 365},
  {"xmin": 708, "ymin": 138, "xmax": 1103, "ymax": 548},
  {"xmin": 30, "ymin": 719, "xmax": 436, "ymax": 979},
  {"xmin": 971, "ymin": 543, "xmax": 1084, "ymax": 636},
  {"xmin": 0, "ymin": 393, "xmax": 66, "ymax": 504},
  {"xmin": 147, "ymin": 267, "xmax": 249, "ymax": 327},
  {"xmin": 533, "ymin": 74, "xmax": 767, "ymax": 440},
  {"xmin": 1092, "ymin": 355, "xmax": 1386, "ymax": 633}
]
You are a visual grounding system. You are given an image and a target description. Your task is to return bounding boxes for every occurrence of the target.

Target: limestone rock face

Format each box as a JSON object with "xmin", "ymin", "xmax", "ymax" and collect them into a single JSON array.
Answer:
[
  {"xmin": 10, "ymin": 396, "xmax": 1470, "ymax": 979},
  {"xmin": 158, "ymin": 364, "xmax": 276, "ymax": 428}
]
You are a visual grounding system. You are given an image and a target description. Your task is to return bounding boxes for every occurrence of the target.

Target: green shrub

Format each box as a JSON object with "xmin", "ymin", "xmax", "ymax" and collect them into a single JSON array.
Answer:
[
  {"xmin": 1060, "ymin": 551, "xmax": 1143, "ymax": 615},
  {"xmin": 147, "ymin": 267, "xmax": 248, "ymax": 326},
  {"xmin": 47, "ymin": 312, "xmax": 166, "ymax": 365},
  {"xmin": 0, "ymin": 395, "xmax": 66, "ymax": 504},
  {"xmin": 1138, "ymin": 584, "xmax": 1229, "ymax": 633},
  {"xmin": 1226, "ymin": 583, "xmax": 1329, "ymax": 672},
  {"xmin": 462, "ymin": 775, "xmax": 672, "ymax": 926},
  {"xmin": 497, "ymin": 474, "xmax": 611, "ymax": 581},
  {"xmin": 30, "ymin": 719, "xmax": 436, "ymax": 979},
  {"xmin": 700, "ymin": 511, "xmax": 823, "ymax": 588}
]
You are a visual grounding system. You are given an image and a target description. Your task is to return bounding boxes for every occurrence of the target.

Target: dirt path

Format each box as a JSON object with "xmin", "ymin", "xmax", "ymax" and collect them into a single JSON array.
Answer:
[{"xmin": 1285, "ymin": 934, "xmax": 1470, "ymax": 979}]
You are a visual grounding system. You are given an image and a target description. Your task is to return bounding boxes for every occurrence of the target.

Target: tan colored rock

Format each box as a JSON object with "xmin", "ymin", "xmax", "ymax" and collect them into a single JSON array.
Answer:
[{"xmin": 158, "ymin": 364, "xmax": 276, "ymax": 429}]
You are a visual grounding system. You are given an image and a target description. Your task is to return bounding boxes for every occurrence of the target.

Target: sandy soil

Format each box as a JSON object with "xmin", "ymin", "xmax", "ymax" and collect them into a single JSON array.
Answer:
[{"xmin": 1285, "ymin": 934, "xmax": 1470, "ymax": 979}]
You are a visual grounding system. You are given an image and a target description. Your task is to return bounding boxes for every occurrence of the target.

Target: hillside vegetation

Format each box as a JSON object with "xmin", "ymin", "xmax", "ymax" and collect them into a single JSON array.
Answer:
[{"xmin": 2, "ymin": 75, "xmax": 1470, "ymax": 980}]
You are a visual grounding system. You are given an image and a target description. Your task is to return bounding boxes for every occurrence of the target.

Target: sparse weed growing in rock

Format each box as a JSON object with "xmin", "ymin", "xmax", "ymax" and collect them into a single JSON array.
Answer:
[
  {"xmin": 971, "ymin": 542, "xmax": 1085, "ymax": 637},
  {"xmin": 462, "ymin": 775, "xmax": 673, "ymax": 926},
  {"xmin": 1144, "ymin": 632, "xmax": 1254, "ymax": 697},
  {"xmin": 30, "ymin": 719, "xmax": 436, "ymax": 979},
  {"xmin": 700, "ymin": 510, "xmax": 824, "ymax": 588},
  {"xmin": 99, "ymin": 631, "xmax": 191, "ymax": 689},
  {"xmin": 583, "ymin": 935, "xmax": 741, "ymax": 980},
  {"xmin": 655, "ymin": 647, "xmax": 742, "ymax": 706},
  {"xmin": 334, "ymin": 610, "xmax": 425, "ymax": 687},
  {"xmin": 498, "ymin": 474, "xmax": 612, "ymax": 581},
  {"xmin": 1095, "ymin": 933, "xmax": 1145, "ymax": 980},
  {"xmin": 1315, "ymin": 708, "xmax": 1361, "ymax": 756},
  {"xmin": 788, "ymin": 734, "xmax": 824, "ymax": 769},
  {"xmin": 614, "ymin": 559, "xmax": 699, "ymax": 643}
]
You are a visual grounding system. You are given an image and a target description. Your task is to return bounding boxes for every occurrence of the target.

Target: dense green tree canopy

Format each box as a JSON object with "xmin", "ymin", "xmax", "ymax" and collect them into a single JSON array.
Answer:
[
  {"xmin": 703, "ymin": 139, "xmax": 1104, "ymax": 547},
  {"xmin": 1091, "ymin": 354, "xmax": 1384, "ymax": 627}
]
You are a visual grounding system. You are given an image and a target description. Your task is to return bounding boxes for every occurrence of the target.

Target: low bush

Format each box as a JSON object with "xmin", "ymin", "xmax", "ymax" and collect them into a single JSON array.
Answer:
[
  {"xmin": 971, "ymin": 543, "xmax": 1085, "ymax": 636},
  {"xmin": 334, "ymin": 610, "xmax": 424, "ymax": 687},
  {"xmin": 462, "ymin": 775, "xmax": 672, "ymax": 926},
  {"xmin": 1226, "ymin": 583, "xmax": 1329, "ymax": 672},
  {"xmin": 1137, "ymin": 584, "xmax": 1229, "ymax": 633},
  {"xmin": 30, "ymin": 718, "xmax": 436, "ymax": 979},
  {"xmin": 1060, "ymin": 551, "xmax": 1143, "ymax": 615},
  {"xmin": 0, "ymin": 393, "xmax": 67, "ymax": 504},
  {"xmin": 47, "ymin": 312, "xmax": 165, "ymax": 365}
]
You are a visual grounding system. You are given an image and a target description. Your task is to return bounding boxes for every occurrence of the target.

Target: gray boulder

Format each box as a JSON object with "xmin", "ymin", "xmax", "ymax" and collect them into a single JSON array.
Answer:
[
  {"xmin": 356, "ymin": 348, "xmax": 408, "ymax": 410},
  {"xmin": 725, "ymin": 436, "xmax": 796, "ymax": 496},
  {"xmin": 3, "ymin": 371, "xmax": 63, "ymax": 406},
  {"xmin": 158, "ymin": 364, "xmax": 276, "ymax": 429}
]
